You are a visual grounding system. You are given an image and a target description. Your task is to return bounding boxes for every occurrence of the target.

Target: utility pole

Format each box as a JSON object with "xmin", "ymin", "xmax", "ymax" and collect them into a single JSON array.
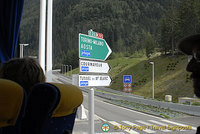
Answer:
[{"xmin": 150, "ymin": 62, "xmax": 154, "ymax": 99}]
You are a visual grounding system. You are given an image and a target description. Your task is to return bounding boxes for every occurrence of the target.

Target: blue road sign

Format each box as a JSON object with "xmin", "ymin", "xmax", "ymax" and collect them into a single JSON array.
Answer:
[
  {"xmin": 81, "ymin": 66, "xmax": 89, "ymax": 72},
  {"xmin": 123, "ymin": 75, "xmax": 132, "ymax": 83},
  {"xmin": 80, "ymin": 81, "xmax": 89, "ymax": 86}
]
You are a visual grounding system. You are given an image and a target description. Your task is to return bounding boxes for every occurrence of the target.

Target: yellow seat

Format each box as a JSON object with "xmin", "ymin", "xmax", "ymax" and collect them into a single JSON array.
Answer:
[
  {"xmin": 21, "ymin": 82, "xmax": 83, "ymax": 134},
  {"xmin": 49, "ymin": 83, "xmax": 83, "ymax": 134},
  {"xmin": 0, "ymin": 79, "xmax": 24, "ymax": 127},
  {"xmin": 51, "ymin": 83, "xmax": 83, "ymax": 117}
]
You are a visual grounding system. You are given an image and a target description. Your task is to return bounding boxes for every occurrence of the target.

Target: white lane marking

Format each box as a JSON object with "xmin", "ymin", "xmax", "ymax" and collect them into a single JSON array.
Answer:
[
  {"xmin": 83, "ymin": 108, "xmax": 107, "ymax": 122},
  {"xmin": 72, "ymin": 132, "xmax": 88, "ymax": 134},
  {"xmin": 95, "ymin": 132, "xmax": 124, "ymax": 134},
  {"xmin": 161, "ymin": 119, "xmax": 197, "ymax": 131},
  {"xmin": 122, "ymin": 121, "xmax": 155, "ymax": 133},
  {"xmin": 81, "ymin": 93, "xmax": 108, "ymax": 122},
  {"xmin": 149, "ymin": 120, "xmax": 186, "ymax": 132},
  {"xmin": 109, "ymin": 121, "xmax": 140, "ymax": 134},
  {"xmin": 94, "ymin": 98, "xmax": 165, "ymax": 120},
  {"xmin": 54, "ymin": 74, "xmax": 197, "ymax": 133},
  {"xmin": 96, "ymin": 114, "xmax": 107, "ymax": 122},
  {"xmin": 149, "ymin": 120, "xmax": 170, "ymax": 126},
  {"xmin": 83, "ymin": 89, "xmax": 197, "ymax": 132},
  {"xmin": 136, "ymin": 120, "xmax": 171, "ymax": 132}
]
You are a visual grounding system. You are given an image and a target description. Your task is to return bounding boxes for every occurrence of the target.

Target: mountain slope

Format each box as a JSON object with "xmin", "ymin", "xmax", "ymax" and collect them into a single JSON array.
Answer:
[
  {"xmin": 108, "ymin": 54, "xmax": 193, "ymax": 102},
  {"xmin": 20, "ymin": 0, "xmax": 173, "ymax": 68}
]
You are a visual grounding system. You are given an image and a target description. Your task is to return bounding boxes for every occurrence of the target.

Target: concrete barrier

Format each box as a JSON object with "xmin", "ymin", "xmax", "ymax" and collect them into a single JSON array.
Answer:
[
  {"xmin": 76, "ymin": 104, "xmax": 87, "ymax": 120},
  {"xmin": 165, "ymin": 95, "xmax": 172, "ymax": 102}
]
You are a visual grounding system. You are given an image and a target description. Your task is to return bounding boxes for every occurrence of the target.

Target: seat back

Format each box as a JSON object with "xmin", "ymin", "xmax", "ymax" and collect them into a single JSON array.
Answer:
[
  {"xmin": 22, "ymin": 83, "xmax": 83, "ymax": 134},
  {"xmin": 22, "ymin": 83, "xmax": 59, "ymax": 134},
  {"xmin": 0, "ymin": 79, "xmax": 26, "ymax": 134},
  {"xmin": 47, "ymin": 83, "xmax": 83, "ymax": 134}
]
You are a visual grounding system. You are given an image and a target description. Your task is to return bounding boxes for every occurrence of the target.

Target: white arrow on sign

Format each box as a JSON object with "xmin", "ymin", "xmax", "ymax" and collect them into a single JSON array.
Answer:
[
  {"xmin": 79, "ymin": 59, "xmax": 110, "ymax": 73},
  {"xmin": 79, "ymin": 75, "xmax": 111, "ymax": 87}
]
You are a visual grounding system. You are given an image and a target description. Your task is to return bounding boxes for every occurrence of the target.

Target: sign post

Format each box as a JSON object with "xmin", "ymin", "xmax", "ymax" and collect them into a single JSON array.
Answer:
[
  {"xmin": 78, "ymin": 31, "xmax": 112, "ymax": 134},
  {"xmin": 88, "ymin": 88, "xmax": 94, "ymax": 134}
]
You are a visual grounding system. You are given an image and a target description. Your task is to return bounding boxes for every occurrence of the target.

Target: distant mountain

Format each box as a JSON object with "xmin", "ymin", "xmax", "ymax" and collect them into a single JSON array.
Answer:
[{"xmin": 20, "ymin": 0, "xmax": 175, "ymax": 68}]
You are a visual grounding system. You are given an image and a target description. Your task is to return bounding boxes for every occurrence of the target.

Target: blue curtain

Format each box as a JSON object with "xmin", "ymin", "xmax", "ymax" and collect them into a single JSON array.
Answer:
[{"xmin": 0, "ymin": 0, "xmax": 24, "ymax": 63}]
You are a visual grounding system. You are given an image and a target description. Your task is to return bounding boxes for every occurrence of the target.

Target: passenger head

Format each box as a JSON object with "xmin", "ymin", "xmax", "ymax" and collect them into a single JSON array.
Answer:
[
  {"xmin": 178, "ymin": 34, "xmax": 200, "ymax": 98},
  {"xmin": 0, "ymin": 57, "xmax": 46, "ymax": 94}
]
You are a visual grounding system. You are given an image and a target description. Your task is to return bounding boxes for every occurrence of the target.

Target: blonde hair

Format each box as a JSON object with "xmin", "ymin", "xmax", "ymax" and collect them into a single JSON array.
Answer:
[{"xmin": 0, "ymin": 57, "xmax": 46, "ymax": 94}]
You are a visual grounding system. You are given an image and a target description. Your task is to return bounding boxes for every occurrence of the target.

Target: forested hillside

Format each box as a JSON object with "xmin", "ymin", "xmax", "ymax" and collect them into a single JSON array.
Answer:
[{"xmin": 20, "ymin": 0, "xmax": 200, "ymax": 68}]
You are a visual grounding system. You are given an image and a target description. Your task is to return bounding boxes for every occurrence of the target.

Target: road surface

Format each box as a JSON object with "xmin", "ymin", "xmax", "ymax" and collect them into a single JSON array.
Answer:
[{"xmin": 52, "ymin": 71, "xmax": 199, "ymax": 134}]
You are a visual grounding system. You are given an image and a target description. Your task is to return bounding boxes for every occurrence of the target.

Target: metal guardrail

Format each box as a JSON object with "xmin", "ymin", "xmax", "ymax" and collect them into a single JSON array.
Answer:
[
  {"xmin": 55, "ymin": 72, "xmax": 200, "ymax": 117},
  {"xmin": 81, "ymin": 87, "xmax": 200, "ymax": 117}
]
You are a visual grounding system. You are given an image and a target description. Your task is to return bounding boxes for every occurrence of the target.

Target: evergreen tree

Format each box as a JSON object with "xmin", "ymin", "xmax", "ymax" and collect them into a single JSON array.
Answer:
[
  {"xmin": 176, "ymin": 0, "xmax": 200, "ymax": 38},
  {"xmin": 144, "ymin": 32, "xmax": 155, "ymax": 58},
  {"xmin": 20, "ymin": 0, "xmax": 177, "ymax": 68}
]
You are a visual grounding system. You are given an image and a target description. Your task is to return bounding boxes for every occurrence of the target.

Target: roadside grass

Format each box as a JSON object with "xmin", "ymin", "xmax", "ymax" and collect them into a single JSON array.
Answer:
[
  {"xmin": 107, "ymin": 56, "xmax": 146, "ymax": 78},
  {"xmin": 109, "ymin": 100, "xmax": 187, "ymax": 119},
  {"xmin": 95, "ymin": 89, "xmax": 122, "ymax": 96},
  {"xmin": 69, "ymin": 53, "xmax": 195, "ymax": 103},
  {"xmin": 192, "ymin": 102, "xmax": 200, "ymax": 106},
  {"xmin": 66, "ymin": 68, "xmax": 79, "ymax": 77},
  {"xmin": 109, "ymin": 54, "xmax": 194, "ymax": 103}
]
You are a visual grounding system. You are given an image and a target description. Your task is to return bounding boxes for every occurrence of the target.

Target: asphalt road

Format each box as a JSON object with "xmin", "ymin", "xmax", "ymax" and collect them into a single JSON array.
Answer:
[
  {"xmin": 75, "ymin": 92, "xmax": 197, "ymax": 134},
  {"xmin": 52, "ymin": 72, "xmax": 199, "ymax": 134}
]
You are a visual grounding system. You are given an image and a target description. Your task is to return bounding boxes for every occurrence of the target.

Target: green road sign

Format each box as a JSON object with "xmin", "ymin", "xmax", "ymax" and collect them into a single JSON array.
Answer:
[
  {"xmin": 88, "ymin": 29, "xmax": 103, "ymax": 39},
  {"xmin": 79, "ymin": 33, "xmax": 112, "ymax": 61},
  {"xmin": 88, "ymin": 30, "xmax": 97, "ymax": 37}
]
